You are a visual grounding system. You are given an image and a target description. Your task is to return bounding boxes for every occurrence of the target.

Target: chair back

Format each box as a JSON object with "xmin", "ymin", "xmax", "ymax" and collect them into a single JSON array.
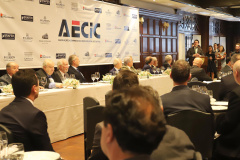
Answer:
[
  {"xmin": 207, "ymin": 82, "xmax": 221, "ymax": 101},
  {"xmin": 84, "ymin": 105, "xmax": 104, "ymax": 160},
  {"xmin": 0, "ymin": 124, "xmax": 14, "ymax": 143},
  {"xmin": 166, "ymin": 110, "xmax": 214, "ymax": 159},
  {"xmin": 187, "ymin": 81, "xmax": 207, "ymax": 88}
]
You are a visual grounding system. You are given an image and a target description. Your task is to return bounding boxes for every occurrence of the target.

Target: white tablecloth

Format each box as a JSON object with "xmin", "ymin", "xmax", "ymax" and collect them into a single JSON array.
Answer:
[{"xmin": 0, "ymin": 75, "xmax": 173, "ymax": 143}]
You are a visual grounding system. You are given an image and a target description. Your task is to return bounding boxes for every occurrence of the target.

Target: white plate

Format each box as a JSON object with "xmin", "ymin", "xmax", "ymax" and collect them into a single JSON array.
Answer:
[
  {"xmin": 24, "ymin": 151, "xmax": 60, "ymax": 160},
  {"xmin": 211, "ymin": 105, "xmax": 228, "ymax": 111},
  {"xmin": 211, "ymin": 101, "xmax": 228, "ymax": 106}
]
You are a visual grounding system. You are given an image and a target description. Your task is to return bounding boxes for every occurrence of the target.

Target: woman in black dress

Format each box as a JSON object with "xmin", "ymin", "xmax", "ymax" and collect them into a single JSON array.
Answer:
[{"xmin": 206, "ymin": 45, "xmax": 217, "ymax": 80}]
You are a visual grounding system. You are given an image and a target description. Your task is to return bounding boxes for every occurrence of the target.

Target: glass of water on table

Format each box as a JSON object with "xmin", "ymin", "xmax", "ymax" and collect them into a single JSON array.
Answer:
[
  {"xmin": 8, "ymin": 143, "xmax": 24, "ymax": 160},
  {"xmin": 0, "ymin": 131, "xmax": 8, "ymax": 159}
]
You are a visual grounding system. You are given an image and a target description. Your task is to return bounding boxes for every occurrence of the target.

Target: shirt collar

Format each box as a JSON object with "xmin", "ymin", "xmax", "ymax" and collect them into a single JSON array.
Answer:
[{"xmin": 25, "ymin": 97, "xmax": 34, "ymax": 105}]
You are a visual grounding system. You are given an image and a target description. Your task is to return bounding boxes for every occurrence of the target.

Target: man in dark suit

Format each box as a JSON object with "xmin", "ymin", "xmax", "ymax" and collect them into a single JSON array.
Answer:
[
  {"xmin": 230, "ymin": 43, "xmax": 240, "ymax": 56},
  {"xmin": 109, "ymin": 58, "xmax": 122, "ymax": 75},
  {"xmin": 187, "ymin": 39, "xmax": 204, "ymax": 65},
  {"xmin": 36, "ymin": 59, "xmax": 62, "ymax": 89},
  {"xmin": 0, "ymin": 62, "xmax": 19, "ymax": 86},
  {"xmin": 221, "ymin": 57, "xmax": 232, "ymax": 73},
  {"xmin": 214, "ymin": 60, "xmax": 240, "ymax": 159},
  {"xmin": 142, "ymin": 56, "xmax": 154, "ymax": 74},
  {"xmin": 53, "ymin": 59, "xmax": 69, "ymax": 83},
  {"xmin": 190, "ymin": 58, "xmax": 212, "ymax": 81},
  {"xmin": 68, "ymin": 55, "xmax": 86, "ymax": 83},
  {"xmin": 0, "ymin": 69, "xmax": 53, "ymax": 151},
  {"xmin": 219, "ymin": 54, "xmax": 240, "ymax": 101},
  {"xmin": 161, "ymin": 60, "xmax": 213, "ymax": 116}
]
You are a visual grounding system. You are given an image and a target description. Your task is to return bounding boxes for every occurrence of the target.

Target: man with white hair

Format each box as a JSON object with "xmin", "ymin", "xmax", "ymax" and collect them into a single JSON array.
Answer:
[
  {"xmin": 214, "ymin": 60, "xmax": 240, "ymax": 159},
  {"xmin": 0, "ymin": 62, "xmax": 19, "ymax": 85},
  {"xmin": 190, "ymin": 58, "xmax": 212, "ymax": 81},
  {"xmin": 121, "ymin": 56, "xmax": 137, "ymax": 74},
  {"xmin": 53, "ymin": 59, "xmax": 69, "ymax": 83},
  {"xmin": 36, "ymin": 59, "xmax": 62, "ymax": 89},
  {"xmin": 68, "ymin": 55, "xmax": 86, "ymax": 83},
  {"xmin": 109, "ymin": 58, "xmax": 122, "ymax": 75},
  {"xmin": 163, "ymin": 55, "xmax": 172, "ymax": 70}
]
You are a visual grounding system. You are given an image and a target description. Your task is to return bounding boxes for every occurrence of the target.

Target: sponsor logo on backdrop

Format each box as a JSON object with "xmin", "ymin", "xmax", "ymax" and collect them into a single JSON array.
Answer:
[
  {"xmin": 105, "ymin": 9, "xmax": 112, "ymax": 16},
  {"xmin": 132, "ymin": 26, "xmax": 138, "ymax": 32},
  {"xmin": 115, "ymin": 26, "xmax": 121, "ymax": 30},
  {"xmin": 133, "ymin": 53, "xmax": 139, "ymax": 57},
  {"xmin": 4, "ymin": 52, "xmax": 15, "ymax": 61},
  {"xmin": 56, "ymin": 0, "xmax": 65, "ymax": 8},
  {"xmin": 0, "ymin": 13, "xmax": 14, "ymax": 19},
  {"xmin": 21, "ymin": 15, "xmax": 33, "ymax": 22},
  {"xmin": 42, "ymin": 33, "xmax": 48, "ymax": 39},
  {"xmin": 123, "ymin": 13, "xmax": 130, "ymax": 17},
  {"xmin": 132, "ymin": 14, "xmax": 137, "ymax": 19},
  {"xmin": 94, "ymin": 54, "xmax": 103, "ymax": 57},
  {"xmin": 2, "ymin": 33, "xmax": 15, "ymax": 40},
  {"xmin": 83, "ymin": 6, "xmax": 92, "ymax": 11},
  {"xmin": 105, "ymin": 39, "xmax": 112, "ymax": 43},
  {"xmin": 23, "ymin": 33, "xmax": 33, "ymax": 42},
  {"xmin": 124, "ymin": 26, "xmax": 129, "ymax": 31},
  {"xmin": 115, "ymin": 10, "xmax": 121, "ymax": 17},
  {"xmin": 40, "ymin": 33, "xmax": 51, "ymax": 43},
  {"xmin": 39, "ymin": 0, "xmax": 50, "ymax": 5},
  {"xmin": 116, "ymin": 52, "xmax": 120, "ymax": 58},
  {"xmin": 71, "ymin": 3, "xmax": 78, "ymax": 11},
  {"xmin": 125, "ymin": 51, "xmax": 130, "ymax": 55},
  {"xmin": 94, "ymin": 8, "xmax": 102, "ymax": 13},
  {"xmin": 56, "ymin": 53, "xmax": 66, "ymax": 59},
  {"xmin": 85, "ymin": 52, "xmax": 90, "ymax": 56},
  {"xmin": 58, "ymin": 19, "xmax": 101, "ymax": 41},
  {"xmin": 83, "ymin": 52, "xmax": 91, "ymax": 59},
  {"xmin": 133, "ymin": 38, "xmax": 137, "ymax": 44},
  {"xmin": 40, "ymin": 16, "xmax": 50, "ymax": 24},
  {"xmin": 125, "ymin": 39, "xmax": 129, "ymax": 45},
  {"xmin": 115, "ymin": 39, "xmax": 121, "ymax": 44},
  {"xmin": 24, "ymin": 52, "xmax": 33, "ymax": 61},
  {"xmin": 40, "ymin": 54, "xmax": 51, "ymax": 58},
  {"xmin": 106, "ymin": 23, "xmax": 111, "ymax": 30},
  {"xmin": 105, "ymin": 53, "xmax": 112, "ymax": 58}
]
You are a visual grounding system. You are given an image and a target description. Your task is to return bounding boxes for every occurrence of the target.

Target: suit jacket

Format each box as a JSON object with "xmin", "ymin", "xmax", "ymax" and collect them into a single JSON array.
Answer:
[
  {"xmin": 187, "ymin": 47, "xmax": 204, "ymax": 65},
  {"xmin": 0, "ymin": 97, "xmax": 53, "ymax": 151},
  {"xmin": 142, "ymin": 64, "xmax": 153, "ymax": 74},
  {"xmin": 109, "ymin": 68, "xmax": 119, "ymax": 75},
  {"xmin": 215, "ymin": 86, "xmax": 240, "ymax": 158},
  {"xmin": 190, "ymin": 65, "xmax": 212, "ymax": 82},
  {"xmin": 163, "ymin": 61, "xmax": 171, "ymax": 70},
  {"xmin": 121, "ymin": 65, "xmax": 138, "ymax": 74},
  {"xmin": 161, "ymin": 85, "xmax": 213, "ymax": 116},
  {"xmin": 68, "ymin": 66, "xmax": 86, "ymax": 83},
  {"xmin": 221, "ymin": 65, "xmax": 232, "ymax": 73},
  {"xmin": 36, "ymin": 68, "xmax": 57, "ymax": 89},
  {"xmin": 53, "ymin": 70, "xmax": 69, "ymax": 83},
  {"xmin": 0, "ymin": 74, "xmax": 11, "ymax": 86},
  {"xmin": 219, "ymin": 74, "xmax": 238, "ymax": 101}
]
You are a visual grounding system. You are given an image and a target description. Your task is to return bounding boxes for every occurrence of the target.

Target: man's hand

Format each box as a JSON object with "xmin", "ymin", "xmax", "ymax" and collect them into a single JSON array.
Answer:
[{"xmin": 55, "ymin": 83, "xmax": 63, "ymax": 88}]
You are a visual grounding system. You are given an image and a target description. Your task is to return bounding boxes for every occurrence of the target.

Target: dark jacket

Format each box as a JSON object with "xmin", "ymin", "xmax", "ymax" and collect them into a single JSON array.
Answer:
[
  {"xmin": 190, "ymin": 65, "xmax": 212, "ymax": 82},
  {"xmin": 68, "ymin": 66, "xmax": 86, "ymax": 83},
  {"xmin": 219, "ymin": 74, "xmax": 238, "ymax": 101}
]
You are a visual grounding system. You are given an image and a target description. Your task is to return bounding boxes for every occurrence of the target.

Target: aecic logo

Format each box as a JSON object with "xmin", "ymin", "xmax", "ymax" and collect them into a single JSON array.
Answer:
[
  {"xmin": 115, "ymin": 39, "xmax": 121, "ymax": 44},
  {"xmin": 94, "ymin": 8, "xmax": 102, "ymax": 13},
  {"xmin": 39, "ymin": 0, "xmax": 50, "ymax": 5},
  {"xmin": 56, "ymin": 53, "xmax": 66, "ymax": 59},
  {"xmin": 105, "ymin": 53, "xmax": 112, "ymax": 58},
  {"xmin": 58, "ymin": 19, "xmax": 100, "ymax": 39},
  {"xmin": 40, "ymin": 16, "xmax": 50, "ymax": 24},
  {"xmin": 40, "ymin": 54, "xmax": 51, "ymax": 58},
  {"xmin": 2, "ymin": 33, "xmax": 15, "ymax": 40},
  {"xmin": 4, "ymin": 52, "xmax": 15, "ymax": 61},
  {"xmin": 21, "ymin": 15, "xmax": 33, "ymax": 22},
  {"xmin": 0, "ymin": 13, "xmax": 14, "ymax": 19},
  {"xmin": 23, "ymin": 33, "xmax": 33, "ymax": 42}
]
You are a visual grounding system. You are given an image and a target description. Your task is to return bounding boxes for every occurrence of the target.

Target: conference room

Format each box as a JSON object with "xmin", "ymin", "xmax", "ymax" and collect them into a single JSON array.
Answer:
[{"xmin": 0, "ymin": 0, "xmax": 240, "ymax": 160}]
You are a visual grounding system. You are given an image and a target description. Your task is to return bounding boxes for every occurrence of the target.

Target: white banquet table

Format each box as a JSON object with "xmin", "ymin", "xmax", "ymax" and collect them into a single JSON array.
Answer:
[{"xmin": 0, "ymin": 75, "xmax": 173, "ymax": 143}]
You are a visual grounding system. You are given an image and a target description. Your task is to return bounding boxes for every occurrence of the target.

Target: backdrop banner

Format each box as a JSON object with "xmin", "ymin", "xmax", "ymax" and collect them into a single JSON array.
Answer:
[{"xmin": 0, "ymin": 0, "xmax": 140, "ymax": 69}]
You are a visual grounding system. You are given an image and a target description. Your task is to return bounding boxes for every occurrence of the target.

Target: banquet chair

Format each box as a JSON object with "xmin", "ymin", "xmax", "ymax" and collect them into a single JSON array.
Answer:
[
  {"xmin": 0, "ymin": 124, "xmax": 13, "ymax": 143},
  {"xmin": 187, "ymin": 81, "xmax": 207, "ymax": 88},
  {"xmin": 166, "ymin": 110, "xmax": 214, "ymax": 159},
  {"xmin": 207, "ymin": 82, "xmax": 221, "ymax": 101},
  {"xmin": 84, "ymin": 105, "xmax": 105, "ymax": 160}
]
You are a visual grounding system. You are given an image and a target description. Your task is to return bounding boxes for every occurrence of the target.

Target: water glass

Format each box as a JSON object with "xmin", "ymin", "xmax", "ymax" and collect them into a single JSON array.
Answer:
[
  {"xmin": 91, "ymin": 74, "xmax": 96, "ymax": 83},
  {"xmin": 95, "ymin": 72, "xmax": 100, "ymax": 82},
  {"xmin": 156, "ymin": 68, "xmax": 161, "ymax": 74},
  {"xmin": 0, "ymin": 131, "xmax": 8, "ymax": 160},
  {"xmin": 8, "ymin": 143, "xmax": 24, "ymax": 160},
  {"xmin": 69, "ymin": 74, "xmax": 75, "ymax": 79},
  {"xmin": 152, "ymin": 67, "xmax": 157, "ymax": 74}
]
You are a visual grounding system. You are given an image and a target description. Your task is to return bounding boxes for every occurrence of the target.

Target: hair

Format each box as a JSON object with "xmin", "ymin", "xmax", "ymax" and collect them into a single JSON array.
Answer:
[
  {"xmin": 141, "ymin": 85, "xmax": 162, "ymax": 107},
  {"xmin": 171, "ymin": 60, "xmax": 190, "ymax": 83},
  {"xmin": 236, "ymin": 43, "xmax": 240, "ymax": 46},
  {"xmin": 43, "ymin": 59, "xmax": 54, "ymax": 67},
  {"xmin": 165, "ymin": 55, "xmax": 172, "ymax": 62},
  {"xmin": 152, "ymin": 57, "xmax": 157, "ymax": 62},
  {"xmin": 6, "ymin": 62, "xmax": 15, "ymax": 69},
  {"xmin": 112, "ymin": 70, "xmax": 139, "ymax": 90},
  {"xmin": 145, "ymin": 56, "xmax": 152, "ymax": 64},
  {"xmin": 113, "ymin": 58, "xmax": 121, "ymax": 66},
  {"xmin": 103, "ymin": 86, "xmax": 166, "ymax": 155},
  {"xmin": 219, "ymin": 45, "xmax": 225, "ymax": 52},
  {"xmin": 57, "ymin": 59, "xmax": 67, "ymax": 70},
  {"xmin": 123, "ymin": 56, "xmax": 131, "ymax": 66},
  {"xmin": 12, "ymin": 69, "xmax": 38, "ymax": 97},
  {"xmin": 209, "ymin": 45, "xmax": 213, "ymax": 50},
  {"xmin": 226, "ymin": 57, "xmax": 231, "ymax": 64},
  {"xmin": 194, "ymin": 39, "xmax": 199, "ymax": 43},
  {"xmin": 231, "ymin": 54, "xmax": 240, "ymax": 65},
  {"xmin": 68, "ymin": 55, "xmax": 77, "ymax": 66}
]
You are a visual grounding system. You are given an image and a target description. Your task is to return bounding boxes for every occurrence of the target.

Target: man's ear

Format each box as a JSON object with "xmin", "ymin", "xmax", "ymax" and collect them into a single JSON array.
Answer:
[
  {"xmin": 188, "ymin": 74, "xmax": 192, "ymax": 81},
  {"xmin": 106, "ymin": 124, "xmax": 114, "ymax": 143}
]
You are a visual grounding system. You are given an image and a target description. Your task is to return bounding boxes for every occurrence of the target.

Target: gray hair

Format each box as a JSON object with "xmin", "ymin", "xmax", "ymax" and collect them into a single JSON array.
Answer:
[
  {"xmin": 6, "ymin": 62, "xmax": 15, "ymax": 69},
  {"xmin": 113, "ymin": 58, "xmax": 121, "ymax": 66},
  {"xmin": 43, "ymin": 59, "xmax": 54, "ymax": 67},
  {"xmin": 57, "ymin": 59, "xmax": 67, "ymax": 70},
  {"xmin": 124, "ymin": 56, "xmax": 131, "ymax": 66},
  {"xmin": 68, "ymin": 55, "xmax": 77, "ymax": 66},
  {"xmin": 165, "ymin": 55, "xmax": 172, "ymax": 62},
  {"xmin": 141, "ymin": 85, "xmax": 162, "ymax": 107},
  {"xmin": 231, "ymin": 54, "xmax": 240, "ymax": 65},
  {"xmin": 152, "ymin": 57, "xmax": 157, "ymax": 62}
]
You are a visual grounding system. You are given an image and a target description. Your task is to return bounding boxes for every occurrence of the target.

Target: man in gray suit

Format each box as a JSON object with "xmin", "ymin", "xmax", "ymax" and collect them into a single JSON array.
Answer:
[
  {"xmin": 53, "ymin": 59, "xmax": 69, "ymax": 83},
  {"xmin": 0, "ymin": 62, "xmax": 19, "ymax": 86}
]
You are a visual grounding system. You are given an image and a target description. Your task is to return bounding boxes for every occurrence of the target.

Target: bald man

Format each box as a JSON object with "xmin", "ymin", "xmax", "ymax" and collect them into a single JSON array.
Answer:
[
  {"xmin": 109, "ymin": 58, "xmax": 122, "ymax": 75},
  {"xmin": 190, "ymin": 58, "xmax": 212, "ymax": 81},
  {"xmin": 0, "ymin": 62, "xmax": 19, "ymax": 86}
]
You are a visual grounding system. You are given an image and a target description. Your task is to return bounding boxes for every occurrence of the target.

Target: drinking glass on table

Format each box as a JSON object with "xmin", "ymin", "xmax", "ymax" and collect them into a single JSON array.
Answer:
[
  {"xmin": 95, "ymin": 72, "xmax": 100, "ymax": 82},
  {"xmin": 40, "ymin": 77, "xmax": 47, "ymax": 88},
  {"xmin": 91, "ymin": 74, "xmax": 96, "ymax": 83},
  {"xmin": 7, "ymin": 143, "xmax": 24, "ymax": 160},
  {"xmin": 69, "ymin": 74, "xmax": 75, "ymax": 79},
  {"xmin": 0, "ymin": 131, "xmax": 8, "ymax": 160},
  {"xmin": 156, "ymin": 68, "xmax": 161, "ymax": 74},
  {"xmin": 160, "ymin": 66, "xmax": 165, "ymax": 73},
  {"xmin": 152, "ymin": 67, "xmax": 156, "ymax": 74},
  {"xmin": 208, "ymin": 90, "xmax": 213, "ymax": 99}
]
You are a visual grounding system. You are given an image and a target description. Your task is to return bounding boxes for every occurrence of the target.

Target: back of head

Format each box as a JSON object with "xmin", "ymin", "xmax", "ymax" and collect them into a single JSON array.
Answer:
[
  {"xmin": 193, "ymin": 58, "xmax": 202, "ymax": 67},
  {"xmin": 145, "ymin": 56, "xmax": 152, "ymax": 65},
  {"xmin": 123, "ymin": 57, "xmax": 131, "ymax": 66},
  {"xmin": 113, "ymin": 58, "xmax": 120, "ymax": 66},
  {"xmin": 12, "ymin": 69, "xmax": 38, "ymax": 97},
  {"xmin": 171, "ymin": 60, "xmax": 190, "ymax": 84},
  {"xmin": 165, "ymin": 55, "xmax": 172, "ymax": 62},
  {"xmin": 104, "ymin": 86, "xmax": 166, "ymax": 155},
  {"xmin": 112, "ymin": 70, "xmax": 139, "ymax": 90},
  {"xmin": 231, "ymin": 54, "xmax": 240, "ymax": 65}
]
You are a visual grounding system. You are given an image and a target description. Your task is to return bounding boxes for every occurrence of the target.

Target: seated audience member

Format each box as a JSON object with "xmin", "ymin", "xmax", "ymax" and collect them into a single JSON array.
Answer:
[
  {"xmin": 214, "ymin": 60, "xmax": 240, "ymax": 160},
  {"xmin": 109, "ymin": 58, "xmax": 122, "ymax": 75},
  {"xmin": 68, "ymin": 55, "xmax": 86, "ymax": 83},
  {"xmin": 219, "ymin": 54, "xmax": 240, "ymax": 101},
  {"xmin": 163, "ymin": 55, "xmax": 172, "ymax": 70},
  {"xmin": 0, "ymin": 69, "xmax": 53, "ymax": 151},
  {"xmin": 190, "ymin": 58, "xmax": 212, "ymax": 81},
  {"xmin": 121, "ymin": 56, "xmax": 137, "ymax": 74},
  {"xmin": 53, "ymin": 59, "xmax": 69, "ymax": 83},
  {"xmin": 221, "ymin": 57, "xmax": 232, "ymax": 73},
  {"xmin": 152, "ymin": 57, "xmax": 158, "ymax": 67},
  {"xmin": 230, "ymin": 43, "xmax": 240, "ymax": 56},
  {"xmin": 0, "ymin": 62, "xmax": 19, "ymax": 86},
  {"xmin": 36, "ymin": 59, "xmax": 62, "ymax": 89},
  {"xmin": 142, "ymin": 56, "xmax": 154, "ymax": 74},
  {"xmin": 161, "ymin": 60, "xmax": 213, "ymax": 116},
  {"xmin": 101, "ymin": 86, "xmax": 166, "ymax": 160}
]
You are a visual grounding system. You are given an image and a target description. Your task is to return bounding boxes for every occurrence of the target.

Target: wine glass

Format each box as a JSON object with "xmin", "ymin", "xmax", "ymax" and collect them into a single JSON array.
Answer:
[
  {"xmin": 160, "ymin": 66, "xmax": 165, "ymax": 73},
  {"xmin": 69, "ymin": 74, "xmax": 75, "ymax": 79},
  {"xmin": 156, "ymin": 68, "xmax": 161, "ymax": 74},
  {"xmin": 7, "ymin": 143, "xmax": 24, "ymax": 160},
  {"xmin": 0, "ymin": 131, "xmax": 8, "ymax": 159},
  {"xmin": 40, "ymin": 77, "xmax": 47, "ymax": 88},
  {"xmin": 91, "ymin": 74, "xmax": 96, "ymax": 83},
  {"xmin": 152, "ymin": 67, "xmax": 157, "ymax": 75},
  {"xmin": 95, "ymin": 72, "xmax": 100, "ymax": 83}
]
